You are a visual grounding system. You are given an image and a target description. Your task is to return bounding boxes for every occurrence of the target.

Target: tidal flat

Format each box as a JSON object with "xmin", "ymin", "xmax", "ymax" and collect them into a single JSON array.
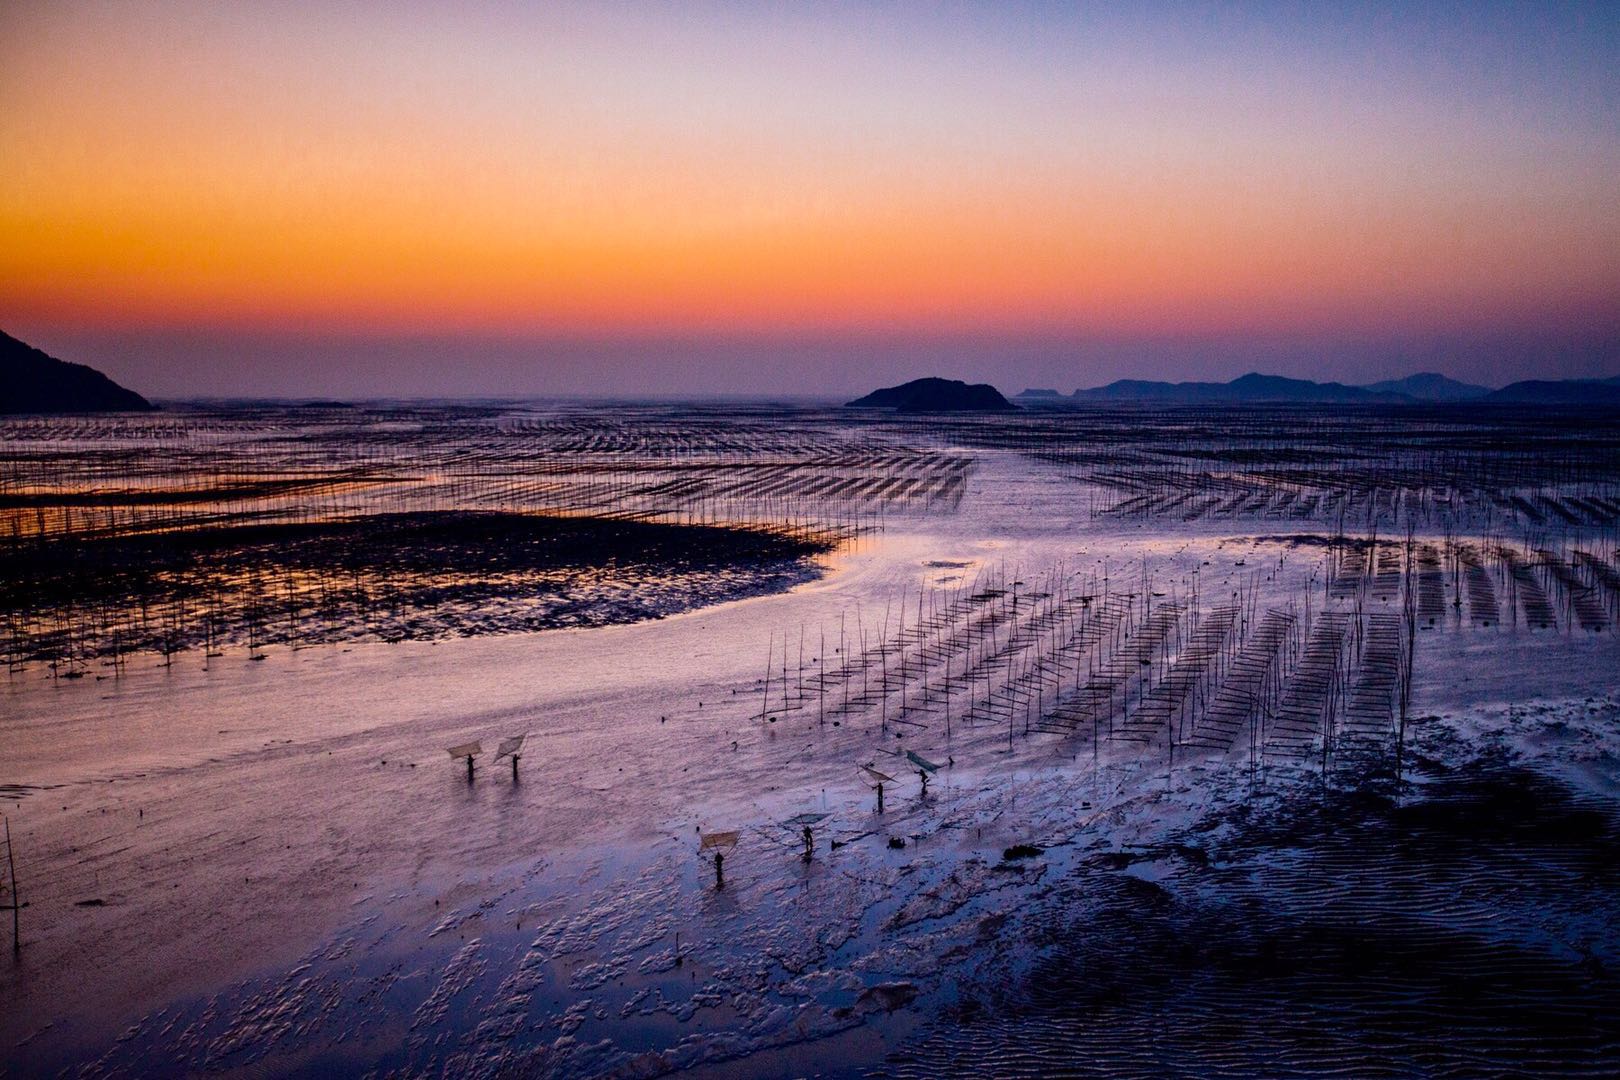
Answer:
[{"xmin": 3, "ymin": 401, "xmax": 1619, "ymax": 1077}]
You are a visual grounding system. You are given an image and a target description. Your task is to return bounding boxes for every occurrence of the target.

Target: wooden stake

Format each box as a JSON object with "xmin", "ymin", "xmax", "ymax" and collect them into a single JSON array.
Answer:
[
  {"xmin": 761, "ymin": 636, "xmax": 773, "ymax": 719},
  {"xmin": 5, "ymin": 817, "xmax": 17, "ymax": 956}
]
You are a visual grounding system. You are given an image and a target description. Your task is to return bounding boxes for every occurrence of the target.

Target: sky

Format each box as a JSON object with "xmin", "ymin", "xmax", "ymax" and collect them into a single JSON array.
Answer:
[{"xmin": 2, "ymin": 1, "xmax": 1618, "ymax": 399}]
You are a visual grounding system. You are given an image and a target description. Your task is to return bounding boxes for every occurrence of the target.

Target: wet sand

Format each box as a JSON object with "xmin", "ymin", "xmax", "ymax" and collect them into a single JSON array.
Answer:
[{"xmin": 4, "ymin": 408, "xmax": 1619, "ymax": 1077}]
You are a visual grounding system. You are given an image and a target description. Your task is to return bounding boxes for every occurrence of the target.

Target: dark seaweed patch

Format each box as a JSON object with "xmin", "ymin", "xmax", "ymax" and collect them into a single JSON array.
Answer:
[{"xmin": 1, "ymin": 511, "xmax": 833, "ymax": 660}]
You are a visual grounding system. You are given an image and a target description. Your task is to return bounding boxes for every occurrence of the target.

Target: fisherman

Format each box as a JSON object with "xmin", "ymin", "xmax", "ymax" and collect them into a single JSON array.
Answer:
[
  {"xmin": 714, "ymin": 851, "xmax": 725, "ymax": 890},
  {"xmin": 801, "ymin": 824, "xmax": 813, "ymax": 863}
]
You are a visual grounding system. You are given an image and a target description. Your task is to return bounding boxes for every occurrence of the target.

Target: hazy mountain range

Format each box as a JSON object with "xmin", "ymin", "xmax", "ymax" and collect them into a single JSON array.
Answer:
[{"xmin": 1018, "ymin": 371, "xmax": 1620, "ymax": 406}]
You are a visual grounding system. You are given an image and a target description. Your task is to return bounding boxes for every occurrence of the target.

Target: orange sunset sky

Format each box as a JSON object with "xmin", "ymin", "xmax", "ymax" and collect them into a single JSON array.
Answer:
[{"xmin": 3, "ymin": 1, "xmax": 1617, "ymax": 396}]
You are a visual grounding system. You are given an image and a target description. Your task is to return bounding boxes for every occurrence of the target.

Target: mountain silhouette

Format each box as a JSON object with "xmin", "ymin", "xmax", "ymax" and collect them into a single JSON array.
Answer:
[
  {"xmin": 1361, "ymin": 372, "xmax": 1490, "ymax": 401},
  {"xmin": 1483, "ymin": 379, "xmax": 1620, "ymax": 405},
  {"xmin": 1070, "ymin": 372, "xmax": 1404, "ymax": 403},
  {"xmin": 1058, "ymin": 371, "xmax": 1618, "ymax": 405},
  {"xmin": 2, "ymin": 330, "xmax": 153, "ymax": 414},
  {"xmin": 846, "ymin": 377, "xmax": 1015, "ymax": 412}
]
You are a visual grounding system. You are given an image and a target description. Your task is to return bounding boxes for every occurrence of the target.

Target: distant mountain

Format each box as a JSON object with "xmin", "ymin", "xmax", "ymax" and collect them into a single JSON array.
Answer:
[
  {"xmin": 1483, "ymin": 379, "xmax": 1620, "ymax": 405},
  {"xmin": 846, "ymin": 377, "xmax": 1015, "ymax": 412},
  {"xmin": 1015, "ymin": 388, "xmax": 1062, "ymax": 398},
  {"xmin": 1, "ymin": 330, "xmax": 153, "ymax": 414},
  {"xmin": 1361, "ymin": 372, "xmax": 1490, "ymax": 401},
  {"xmin": 1070, "ymin": 373, "xmax": 1406, "ymax": 404}
]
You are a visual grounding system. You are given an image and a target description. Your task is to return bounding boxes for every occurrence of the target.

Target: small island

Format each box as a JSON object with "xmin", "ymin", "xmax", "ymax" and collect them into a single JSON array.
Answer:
[
  {"xmin": 845, "ymin": 377, "xmax": 1015, "ymax": 413},
  {"xmin": 2, "ymin": 330, "xmax": 154, "ymax": 414}
]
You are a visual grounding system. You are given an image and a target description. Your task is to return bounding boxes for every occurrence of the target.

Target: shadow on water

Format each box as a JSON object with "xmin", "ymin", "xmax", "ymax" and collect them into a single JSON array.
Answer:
[{"xmin": 879, "ymin": 752, "xmax": 1620, "ymax": 1078}]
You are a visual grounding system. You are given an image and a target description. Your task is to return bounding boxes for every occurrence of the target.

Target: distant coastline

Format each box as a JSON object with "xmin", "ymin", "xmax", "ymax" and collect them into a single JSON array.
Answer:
[{"xmin": 1016, "ymin": 371, "xmax": 1620, "ymax": 406}]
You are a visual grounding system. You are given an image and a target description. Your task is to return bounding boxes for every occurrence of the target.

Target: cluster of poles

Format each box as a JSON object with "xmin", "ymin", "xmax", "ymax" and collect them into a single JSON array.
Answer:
[
  {"xmin": 705, "ymin": 533, "xmax": 1498, "ymax": 889},
  {"xmin": 883, "ymin": 404, "xmax": 1620, "ymax": 534},
  {"xmin": 750, "ymin": 542, "xmax": 1435, "ymax": 794},
  {"xmin": 1, "ymin": 404, "xmax": 980, "ymax": 672}
]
